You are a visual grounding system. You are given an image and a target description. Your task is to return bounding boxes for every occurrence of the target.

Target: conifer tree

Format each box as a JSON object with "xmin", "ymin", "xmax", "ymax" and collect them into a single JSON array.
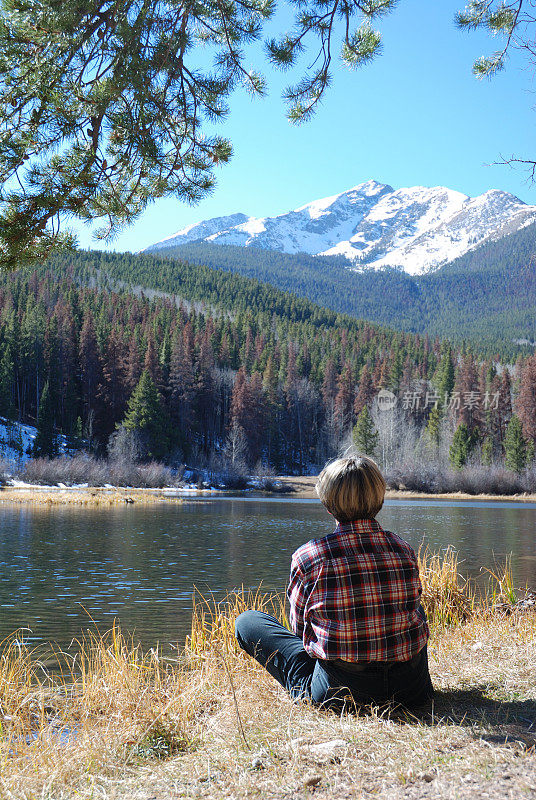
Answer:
[
  {"xmin": 426, "ymin": 405, "xmax": 442, "ymax": 449},
  {"xmin": 321, "ymin": 358, "xmax": 338, "ymax": 412},
  {"xmin": 517, "ymin": 354, "xmax": 536, "ymax": 442},
  {"xmin": 399, "ymin": 355, "xmax": 414, "ymax": 397},
  {"xmin": 354, "ymin": 364, "xmax": 375, "ymax": 418},
  {"xmin": 388, "ymin": 347, "xmax": 403, "ymax": 391},
  {"xmin": 333, "ymin": 363, "xmax": 354, "ymax": 438},
  {"xmin": 263, "ymin": 354, "xmax": 283, "ymax": 470},
  {"xmin": 33, "ymin": 381, "xmax": 58, "ymax": 458},
  {"xmin": 454, "ymin": 353, "xmax": 482, "ymax": 432},
  {"xmin": 122, "ymin": 370, "xmax": 170, "ymax": 461},
  {"xmin": 352, "ymin": 406, "xmax": 379, "ymax": 458},
  {"xmin": 230, "ymin": 367, "xmax": 266, "ymax": 466},
  {"xmin": 101, "ymin": 329, "xmax": 128, "ymax": 431},
  {"xmin": 497, "ymin": 369, "xmax": 512, "ymax": 444},
  {"xmin": 0, "ymin": 344, "xmax": 15, "ymax": 420},
  {"xmin": 525, "ymin": 439, "xmax": 535, "ymax": 469},
  {"xmin": 296, "ymin": 340, "xmax": 311, "ymax": 379},
  {"xmin": 52, "ymin": 302, "xmax": 78, "ymax": 433},
  {"xmin": 125, "ymin": 336, "xmax": 143, "ymax": 394},
  {"xmin": 436, "ymin": 346, "xmax": 455, "ymax": 408},
  {"xmin": 169, "ymin": 328, "xmax": 195, "ymax": 451},
  {"xmin": 481, "ymin": 436, "xmax": 494, "ymax": 467},
  {"xmin": 159, "ymin": 332, "xmax": 172, "ymax": 394},
  {"xmin": 0, "ymin": 0, "xmax": 395, "ymax": 269},
  {"xmin": 504, "ymin": 414, "xmax": 527, "ymax": 474},
  {"xmin": 143, "ymin": 333, "xmax": 163, "ymax": 392},
  {"xmin": 247, "ymin": 373, "xmax": 267, "ymax": 464},
  {"xmin": 193, "ymin": 335, "xmax": 216, "ymax": 453},
  {"xmin": 74, "ymin": 416, "xmax": 84, "ymax": 449},
  {"xmin": 219, "ymin": 332, "xmax": 232, "ymax": 367},
  {"xmin": 241, "ymin": 327, "xmax": 255, "ymax": 374},
  {"xmin": 449, "ymin": 423, "xmax": 472, "ymax": 470},
  {"xmin": 79, "ymin": 310, "xmax": 104, "ymax": 429},
  {"xmin": 20, "ymin": 298, "xmax": 46, "ymax": 421}
]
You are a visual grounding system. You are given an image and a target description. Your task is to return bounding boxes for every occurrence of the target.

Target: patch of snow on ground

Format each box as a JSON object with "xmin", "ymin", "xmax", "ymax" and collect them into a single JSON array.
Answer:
[{"xmin": 0, "ymin": 418, "xmax": 69, "ymax": 473}]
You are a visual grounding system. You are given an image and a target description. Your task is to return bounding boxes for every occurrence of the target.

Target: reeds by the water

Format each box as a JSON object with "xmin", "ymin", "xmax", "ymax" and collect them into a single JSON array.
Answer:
[
  {"xmin": 418, "ymin": 547, "xmax": 475, "ymax": 626},
  {"xmin": 0, "ymin": 486, "xmax": 185, "ymax": 507},
  {"xmin": 185, "ymin": 586, "xmax": 287, "ymax": 660},
  {"xmin": 0, "ymin": 550, "xmax": 534, "ymax": 799}
]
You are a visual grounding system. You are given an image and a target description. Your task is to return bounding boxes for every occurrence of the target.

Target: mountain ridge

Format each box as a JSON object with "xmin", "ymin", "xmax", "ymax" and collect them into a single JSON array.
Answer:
[{"xmin": 144, "ymin": 180, "xmax": 536, "ymax": 275}]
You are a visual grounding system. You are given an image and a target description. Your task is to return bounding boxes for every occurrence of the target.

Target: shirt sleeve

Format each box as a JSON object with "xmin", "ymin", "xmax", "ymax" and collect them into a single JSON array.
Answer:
[
  {"xmin": 287, "ymin": 555, "xmax": 307, "ymax": 640},
  {"xmin": 408, "ymin": 546, "xmax": 424, "ymax": 598}
]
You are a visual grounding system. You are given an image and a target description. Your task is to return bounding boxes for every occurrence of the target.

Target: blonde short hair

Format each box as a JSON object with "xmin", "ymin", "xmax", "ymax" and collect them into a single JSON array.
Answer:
[{"xmin": 315, "ymin": 455, "xmax": 386, "ymax": 522}]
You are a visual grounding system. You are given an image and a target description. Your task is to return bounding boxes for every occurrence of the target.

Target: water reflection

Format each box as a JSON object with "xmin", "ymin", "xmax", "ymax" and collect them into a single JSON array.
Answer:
[{"xmin": 0, "ymin": 497, "xmax": 534, "ymax": 651}]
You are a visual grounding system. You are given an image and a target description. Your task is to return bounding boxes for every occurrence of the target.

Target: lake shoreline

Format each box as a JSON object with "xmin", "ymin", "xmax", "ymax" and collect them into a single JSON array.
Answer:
[
  {"xmin": 1, "ymin": 477, "xmax": 536, "ymax": 505},
  {"xmin": 275, "ymin": 475, "xmax": 536, "ymax": 502},
  {"xmin": 0, "ymin": 485, "xmax": 214, "ymax": 506}
]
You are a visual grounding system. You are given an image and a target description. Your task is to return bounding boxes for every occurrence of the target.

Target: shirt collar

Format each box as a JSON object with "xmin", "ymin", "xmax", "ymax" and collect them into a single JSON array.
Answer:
[{"xmin": 334, "ymin": 518, "xmax": 383, "ymax": 538}]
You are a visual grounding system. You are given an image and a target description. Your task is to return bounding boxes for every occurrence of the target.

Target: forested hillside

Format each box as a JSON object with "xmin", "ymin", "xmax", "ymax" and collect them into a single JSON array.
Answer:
[
  {"xmin": 157, "ymin": 243, "xmax": 424, "ymax": 336},
  {"xmin": 1, "ymin": 250, "xmax": 535, "ymax": 479},
  {"xmin": 157, "ymin": 222, "xmax": 536, "ymax": 352}
]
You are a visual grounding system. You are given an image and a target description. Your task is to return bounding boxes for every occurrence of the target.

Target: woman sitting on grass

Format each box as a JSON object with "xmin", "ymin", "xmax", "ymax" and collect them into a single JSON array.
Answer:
[{"xmin": 235, "ymin": 455, "xmax": 434, "ymax": 710}]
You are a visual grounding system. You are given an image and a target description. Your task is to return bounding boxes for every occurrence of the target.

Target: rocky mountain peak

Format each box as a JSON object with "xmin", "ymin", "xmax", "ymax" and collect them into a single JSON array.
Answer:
[{"xmin": 144, "ymin": 182, "xmax": 536, "ymax": 275}]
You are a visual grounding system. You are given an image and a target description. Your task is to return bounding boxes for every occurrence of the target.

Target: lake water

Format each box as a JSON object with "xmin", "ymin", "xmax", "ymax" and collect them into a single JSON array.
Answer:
[{"xmin": 0, "ymin": 497, "xmax": 535, "ymax": 653}]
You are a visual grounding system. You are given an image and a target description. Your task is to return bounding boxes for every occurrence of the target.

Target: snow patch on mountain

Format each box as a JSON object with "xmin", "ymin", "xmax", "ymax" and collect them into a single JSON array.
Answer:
[
  {"xmin": 144, "ymin": 181, "xmax": 536, "ymax": 275},
  {"xmin": 147, "ymin": 213, "xmax": 250, "ymax": 252}
]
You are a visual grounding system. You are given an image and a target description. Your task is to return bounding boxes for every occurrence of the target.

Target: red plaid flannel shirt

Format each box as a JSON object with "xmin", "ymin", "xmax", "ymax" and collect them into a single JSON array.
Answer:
[{"xmin": 287, "ymin": 517, "xmax": 429, "ymax": 662}]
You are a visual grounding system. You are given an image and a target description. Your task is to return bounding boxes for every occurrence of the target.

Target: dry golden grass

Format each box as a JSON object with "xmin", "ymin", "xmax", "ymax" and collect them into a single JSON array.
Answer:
[
  {"xmin": 418, "ymin": 546, "xmax": 475, "ymax": 626},
  {"xmin": 0, "ymin": 551, "xmax": 534, "ymax": 800},
  {"xmin": 0, "ymin": 487, "xmax": 187, "ymax": 506},
  {"xmin": 275, "ymin": 475, "xmax": 536, "ymax": 503}
]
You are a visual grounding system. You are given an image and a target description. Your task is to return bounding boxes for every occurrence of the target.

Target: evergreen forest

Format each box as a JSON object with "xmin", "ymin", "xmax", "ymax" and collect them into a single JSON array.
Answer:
[
  {"xmin": 156, "ymin": 220, "xmax": 536, "ymax": 356},
  {"xmin": 0, "ymin": 249, "xmax": 535, "ymax": 483}
]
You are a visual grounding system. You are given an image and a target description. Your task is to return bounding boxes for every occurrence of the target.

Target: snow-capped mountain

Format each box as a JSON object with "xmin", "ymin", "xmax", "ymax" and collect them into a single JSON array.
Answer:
[{"xmin": 144, "ymin": 180, "xmax": 536, "ymax": 275}]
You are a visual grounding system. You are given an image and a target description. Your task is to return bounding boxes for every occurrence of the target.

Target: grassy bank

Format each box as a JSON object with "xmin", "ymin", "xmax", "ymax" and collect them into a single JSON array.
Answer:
[
  {"xmin": 0, "ymin": 486, "xmax": 210, "ymax": 507},
  {"xmin": 277, "ymin": 475, "xmax": 536, "ymax": 503},
  {"xmin": 0, "ymin": 551, "xmax": 534, "ymax": 799}
]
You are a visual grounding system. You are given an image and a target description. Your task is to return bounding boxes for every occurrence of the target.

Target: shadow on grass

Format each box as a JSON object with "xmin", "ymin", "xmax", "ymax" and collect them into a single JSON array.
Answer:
[{"xmin": 392, "ymin": 686, "xmax": 536, "ymax": 747}]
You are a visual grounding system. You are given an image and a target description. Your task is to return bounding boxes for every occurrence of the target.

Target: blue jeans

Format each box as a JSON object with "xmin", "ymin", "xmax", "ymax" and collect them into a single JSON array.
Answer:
[{"xmin": 235, "ymin": 610, "xmax": 434, "ymax": 711}]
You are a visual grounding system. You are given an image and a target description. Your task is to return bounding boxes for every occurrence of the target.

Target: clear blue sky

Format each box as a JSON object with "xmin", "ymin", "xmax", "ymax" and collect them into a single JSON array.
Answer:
[{"xmin": 75, "ymin": 0, "xmax": 536, "ymax": 253}]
